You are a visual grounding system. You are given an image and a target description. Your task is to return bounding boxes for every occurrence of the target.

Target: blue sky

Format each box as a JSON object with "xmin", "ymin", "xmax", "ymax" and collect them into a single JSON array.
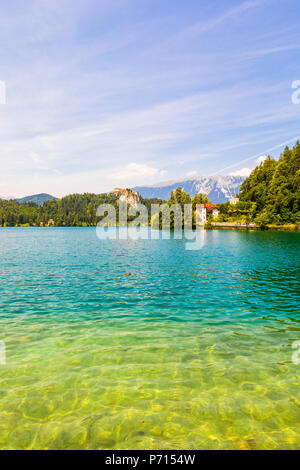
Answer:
[{"xmin": 0, "ymin": 0, "xmax": 300, "ymax": 197}]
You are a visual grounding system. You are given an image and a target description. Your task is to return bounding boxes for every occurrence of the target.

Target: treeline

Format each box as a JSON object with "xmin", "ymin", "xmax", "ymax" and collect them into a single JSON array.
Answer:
[
  {"xmin": 151, "ymin": 187, "xmax": 210, "ymax": 229},
  {"xmin": 217, "ymin": 142, "xmax": 300, "ymax": 226},
  {"xmin": 0, "ymin": 193, "xmax": 166, "ymax": 227},
  {"xmin": 0, "ymin": 200, "xmax": 41, "ymax": 227}
]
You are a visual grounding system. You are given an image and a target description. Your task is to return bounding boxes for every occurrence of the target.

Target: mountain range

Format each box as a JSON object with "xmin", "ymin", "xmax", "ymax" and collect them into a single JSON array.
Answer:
[
  {"xmin": 0, "ymin": 176, "xmax": 245, "ymax": 206},
  {"xmin": 134, "ymin": 175, "xmax": 244, "ymax": 203}
]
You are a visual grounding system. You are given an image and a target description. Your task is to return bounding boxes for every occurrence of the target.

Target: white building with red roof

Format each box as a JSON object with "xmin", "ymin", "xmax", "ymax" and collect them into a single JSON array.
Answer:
[{"xmin": 196, "ymin": 203, "xmax": 219, "ymax": 224}]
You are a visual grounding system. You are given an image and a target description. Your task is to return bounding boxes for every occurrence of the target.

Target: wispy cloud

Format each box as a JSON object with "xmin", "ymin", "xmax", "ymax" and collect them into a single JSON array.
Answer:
[
  {"xmin": 238, "ymin": 43, "xmax": 300, "ymax": 59},
  {"xmin": 172, "ymin": 0, "xmax": 271, "ymax": 41},
  {"xmin": 219, "ymin": 135, "xmax": 300, "ymax": 176},
  {"xmin": 0, "ymin": 0, "xmax": 299, "ymax": 197}
]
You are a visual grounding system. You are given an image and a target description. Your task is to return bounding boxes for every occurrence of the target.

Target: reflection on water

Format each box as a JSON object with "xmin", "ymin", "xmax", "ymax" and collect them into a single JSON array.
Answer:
[{"xmin": 0, "ymin": 228, "xmax": 299, "ymax": 449}]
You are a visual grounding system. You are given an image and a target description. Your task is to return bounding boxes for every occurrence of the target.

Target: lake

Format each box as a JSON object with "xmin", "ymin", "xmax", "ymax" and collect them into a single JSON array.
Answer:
[{"xmin": 0, "ymin": 227, "xmax": 299, "ymax": 449}]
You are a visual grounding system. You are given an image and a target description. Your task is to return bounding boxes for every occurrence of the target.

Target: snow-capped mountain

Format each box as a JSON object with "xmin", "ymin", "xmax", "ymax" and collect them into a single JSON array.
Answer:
[{"xmin": 134, "ymin": 175, "xmax": 244, "ymax": 203}]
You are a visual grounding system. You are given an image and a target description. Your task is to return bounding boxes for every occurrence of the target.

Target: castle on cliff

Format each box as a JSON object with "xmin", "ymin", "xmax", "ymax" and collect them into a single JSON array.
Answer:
[{"xmin": 114, "ymin": 188, "xmax": 140, "ymax": 207}]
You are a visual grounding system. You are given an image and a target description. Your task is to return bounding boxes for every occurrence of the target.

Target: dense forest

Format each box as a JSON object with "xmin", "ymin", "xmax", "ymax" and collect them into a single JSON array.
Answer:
[
  {"xmin": 217, "ymin": 142, "xmax": 300, "ymax": 227},
  {"xmin": 0, "ymin": 187, "xmax": 208, "ymax": 228},
  {"xmin": 0, "ymin": 193, "xmax": 165, "ymax": 227}
]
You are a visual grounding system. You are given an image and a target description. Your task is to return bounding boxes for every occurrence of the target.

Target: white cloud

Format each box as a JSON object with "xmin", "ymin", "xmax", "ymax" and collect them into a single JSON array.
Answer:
[
  {"xmin": 230, "ymin": 167, "xmax": 252, "ymax": 177},
  {"xmin": 110, "ymin": 163, "xmax": 166, "ymax": 185},
  {"xmin": 186, "ymin": 170, "xmax": 198, "ymax": 177},
  {"xmin": 256, "ymin": 155, "xmax": 267, "ymax": 164},
  {"xmin": 229, "ymin": 155, "xmax": 267, "ymax": 177}
]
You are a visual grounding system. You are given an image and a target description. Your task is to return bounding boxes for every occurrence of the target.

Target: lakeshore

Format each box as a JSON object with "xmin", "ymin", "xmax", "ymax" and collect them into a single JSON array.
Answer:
[
  {"xmin": 1, "ymin": 222, "xmax": 299, "ymax": 232},
  {"xmin": 211, "ymin": 222, "xmax": 300, "ymax": 231}
]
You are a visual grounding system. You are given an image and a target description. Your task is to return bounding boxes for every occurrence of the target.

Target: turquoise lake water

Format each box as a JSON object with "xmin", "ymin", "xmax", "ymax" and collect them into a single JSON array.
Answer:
[{"xmin": 0, "ymin": 227, "xmax": 299, "ymax": 449}]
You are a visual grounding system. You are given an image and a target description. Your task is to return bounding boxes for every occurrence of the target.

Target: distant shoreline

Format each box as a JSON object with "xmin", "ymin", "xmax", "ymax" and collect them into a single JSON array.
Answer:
[{"xmin": 1, "ymin": 224, "xmax": 299, "ymax": 232}]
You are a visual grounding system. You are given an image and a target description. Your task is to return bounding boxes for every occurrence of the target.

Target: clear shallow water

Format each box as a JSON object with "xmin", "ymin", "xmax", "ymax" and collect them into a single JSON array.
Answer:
[{"xmin": 0, "ymin": 227, "xmax": 299, "ymax": 450}]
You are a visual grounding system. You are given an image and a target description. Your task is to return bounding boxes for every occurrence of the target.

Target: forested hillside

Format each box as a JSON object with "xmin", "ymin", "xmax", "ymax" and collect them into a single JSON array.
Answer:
[
  {"xmin": 0, "ymin": 193, "xmax": 118, "ymax": 227},
  {"xmin": 217, "ymin": 142, "xmax": 300, "ymax": 226},
  {"xmin": 0, "ymin": 193, "xmax": 165, "ymax": 227}
]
